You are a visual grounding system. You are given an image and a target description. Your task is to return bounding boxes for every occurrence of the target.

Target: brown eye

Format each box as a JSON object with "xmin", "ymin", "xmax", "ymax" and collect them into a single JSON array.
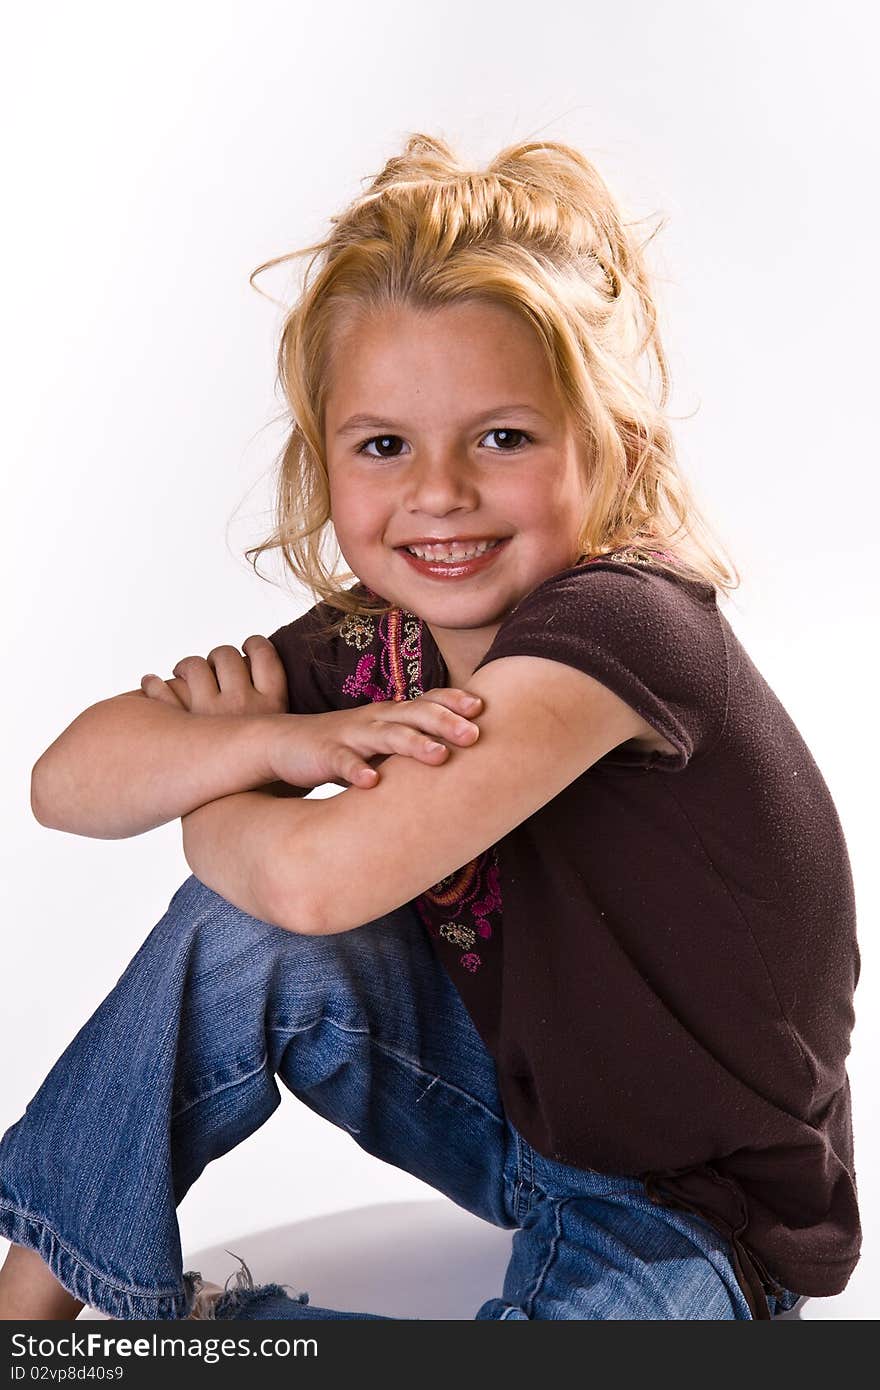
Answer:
[
  {"xmin": 482, "ymin": 429, "xmax": 532, "ymax": 451},
  {"xmin": 359, "ymin": 435, "xmax": 405, "ymax": 459}
]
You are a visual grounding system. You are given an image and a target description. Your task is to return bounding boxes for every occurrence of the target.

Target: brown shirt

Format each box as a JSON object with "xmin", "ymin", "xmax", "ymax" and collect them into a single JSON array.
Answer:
[{"xmin": 269, "ymin": 552, "xmax": 860, "ymax": 1310}]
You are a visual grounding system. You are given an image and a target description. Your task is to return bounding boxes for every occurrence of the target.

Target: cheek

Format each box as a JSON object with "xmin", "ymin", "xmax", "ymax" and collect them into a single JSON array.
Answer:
[
  {"xmin": 526, "ymin": 484, "xmax": 586, "ymax": 552},
  {"xmin": 520, "ymin": 486, "xmax": 571, "ymax": 533},
  {"xmin": 326, "ymin": 471, "xmax": 355, "ymax": 523},
  {"xmin": 331, "ymin": 489, "xmax": 383, "ymax": 546}
]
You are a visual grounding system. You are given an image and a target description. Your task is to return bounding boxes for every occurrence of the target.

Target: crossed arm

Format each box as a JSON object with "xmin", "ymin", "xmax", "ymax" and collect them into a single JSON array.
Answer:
[{"xmin": 181, "ymin": 654, "xmax": 646, "ymax": 935}]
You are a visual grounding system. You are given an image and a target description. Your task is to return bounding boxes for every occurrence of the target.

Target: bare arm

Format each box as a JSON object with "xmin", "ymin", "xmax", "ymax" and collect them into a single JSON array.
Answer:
[
  {"xmin": 32, "ymin": 633, "xmax": 486, "ymax": 842},
  {"xmin": 181, "ymin": 655, "xmax": 648, "ymax": 934},
  {"xmin": 30, "ymin": 634, "xmax": 296, "ymax": 840},
  {"xmin": 30, "ymin": 692, "xmax": 284, "ymax": 839},
  {"xmin": 290, "ymin": 655, "xmax": 646, "ymax": 934}
]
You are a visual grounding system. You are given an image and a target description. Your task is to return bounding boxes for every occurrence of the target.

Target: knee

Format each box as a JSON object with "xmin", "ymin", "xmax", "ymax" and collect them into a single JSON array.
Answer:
[
  {"xmin": 168, "ymin": 873, "xmax": 257, "ymax": 923},
  {"xmin": 153, "ymin": 874, "xmax": 369, "ymax": 1020},
  {"xmin": 156, "ymin": 874, "xmax": 291, "ymax": 979},
  {"xmin": 166, "ymin": 874, "xmax": 287, "ymax": 936}
]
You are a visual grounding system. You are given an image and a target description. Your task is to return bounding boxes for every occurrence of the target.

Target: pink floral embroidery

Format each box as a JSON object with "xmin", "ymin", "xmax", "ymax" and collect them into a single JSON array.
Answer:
[
  {"xmin": 341, "ymin": 652, "xmax": 388, "ymax": 703},
  {"xmin": 338, "ymin": 600, "xmax": 502, "ymax": 978},
  {"xmin": 415, "ymin": 846, "xmax": 502, "ymax": 976},
  {"xmin": 341, "ymin": 609, "xmax": 424, "ymax": 705}
]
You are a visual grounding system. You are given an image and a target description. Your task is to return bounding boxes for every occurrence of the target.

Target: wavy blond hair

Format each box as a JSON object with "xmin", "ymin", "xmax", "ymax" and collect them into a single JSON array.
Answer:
[{"xmin": 245, "ymin": 132, "xmax": 740, "ymax": 626}]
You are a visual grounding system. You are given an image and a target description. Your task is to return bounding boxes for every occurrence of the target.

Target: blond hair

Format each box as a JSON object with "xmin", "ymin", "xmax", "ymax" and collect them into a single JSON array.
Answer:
[{"xmin": 246, "ymin": 132, "xmax": 740, "ymax": 625}]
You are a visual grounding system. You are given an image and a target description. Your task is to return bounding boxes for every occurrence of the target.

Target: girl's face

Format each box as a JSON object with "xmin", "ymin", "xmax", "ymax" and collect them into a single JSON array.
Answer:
[{"xmin": 323, "ymin": 299, "xmax": 591, "ymax": 679}]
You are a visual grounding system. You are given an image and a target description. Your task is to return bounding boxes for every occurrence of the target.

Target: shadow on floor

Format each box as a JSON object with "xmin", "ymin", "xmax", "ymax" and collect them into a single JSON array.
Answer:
[
  {"xmin": 77, "ymin": 1199, "xmax": 806, "ymax": 1320},
  {"xmin": 80, "ymin": 1200, "xmax": 514, "ymax": 1321}
]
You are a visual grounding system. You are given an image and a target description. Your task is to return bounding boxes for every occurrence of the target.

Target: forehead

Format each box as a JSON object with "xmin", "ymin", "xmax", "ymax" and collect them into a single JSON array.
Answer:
[{"xmin": 324, "ymin": 299, "xmax": 561, "ymax": 422}]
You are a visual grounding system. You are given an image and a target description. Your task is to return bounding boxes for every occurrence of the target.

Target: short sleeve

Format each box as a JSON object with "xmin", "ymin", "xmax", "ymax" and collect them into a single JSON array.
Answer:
[{"xmin": 472, "ymin": 560, "xmax": 729, "ymax": 770}]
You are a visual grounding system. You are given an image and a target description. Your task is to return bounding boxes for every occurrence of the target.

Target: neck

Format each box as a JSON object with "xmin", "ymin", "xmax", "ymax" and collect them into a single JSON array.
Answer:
[{"xmin": 425, "ymin": 620, "xmax": 501, "ymax": 689}]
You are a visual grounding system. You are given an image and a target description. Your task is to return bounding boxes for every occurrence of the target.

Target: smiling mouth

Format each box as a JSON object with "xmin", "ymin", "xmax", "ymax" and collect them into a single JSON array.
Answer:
[{"xmin": 399, "ymin": 538, "xmax": 504, "ymax": 563}]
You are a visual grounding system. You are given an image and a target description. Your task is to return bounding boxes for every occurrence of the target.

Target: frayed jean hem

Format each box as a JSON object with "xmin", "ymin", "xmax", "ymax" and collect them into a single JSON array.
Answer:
[{"xmin": 0, "ymin": 1203, "xmax": 190, "ymax": 1320}]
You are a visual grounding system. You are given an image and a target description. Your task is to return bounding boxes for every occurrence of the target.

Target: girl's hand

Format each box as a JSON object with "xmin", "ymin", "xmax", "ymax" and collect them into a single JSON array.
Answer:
[
  {"xmin": 140, "ymin": 635, "xmax": 289, "ymax": 717},
  {"xmin": 266, "ymin": 689, "xmax": 484, "ymax": 790}
]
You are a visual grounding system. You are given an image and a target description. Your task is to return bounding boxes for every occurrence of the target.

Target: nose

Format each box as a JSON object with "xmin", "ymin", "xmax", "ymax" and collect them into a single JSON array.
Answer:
[{"xmin": 403, "ymin": 448, "xmax": 479, "ymax": 518}]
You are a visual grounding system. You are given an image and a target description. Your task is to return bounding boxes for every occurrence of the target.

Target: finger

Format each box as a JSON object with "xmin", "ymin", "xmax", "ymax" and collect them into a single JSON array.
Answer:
[
  {"xmin": 171, "ymin": 655, "xmax": 221, "ymax": 705},
  {"xmin": 420, "ymin": 687, "xmax": 484, "ymax": 714},
  {"xmin": 242, "ymin": 635, "xmax": 289, "ymax": 704},
  {"xmin": 367, "ymin": 721, "xmax": 453, "ymax": 763},
  {"xmin": 140, "ymin": 674, "xmax": 188, "ymax": 710},
  {"xmin": 164, "ymin": 675, "xmax": 195, "ymax": 709},
  {"xmin": 384, "ymin": 702, "xmax": 481, "ymax": 746},
  {"xmin": 206, "ymin": 645, "xmax": 252, "ymax": 698},
  {"xmin": 333, "ymin": 749, "xmax": 380, "ymax": 788}
]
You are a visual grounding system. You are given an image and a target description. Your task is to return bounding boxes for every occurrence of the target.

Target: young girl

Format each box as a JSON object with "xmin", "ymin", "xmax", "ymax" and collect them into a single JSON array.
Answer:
[{"xmin": 0, "ymin": 133, "xmax": 859, "ymax": 1322}]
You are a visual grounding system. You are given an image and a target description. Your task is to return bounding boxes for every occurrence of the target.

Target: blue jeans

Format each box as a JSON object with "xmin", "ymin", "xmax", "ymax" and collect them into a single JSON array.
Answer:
[{"xmin": 0, "ymin": 875, "xmax": 801, "ymax": 1320}]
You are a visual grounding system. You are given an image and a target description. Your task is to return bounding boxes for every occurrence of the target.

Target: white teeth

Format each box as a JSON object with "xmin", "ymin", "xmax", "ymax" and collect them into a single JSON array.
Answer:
[{"xmin": 406, "ymin": 539, "xmax": 500, "ymax": 562}]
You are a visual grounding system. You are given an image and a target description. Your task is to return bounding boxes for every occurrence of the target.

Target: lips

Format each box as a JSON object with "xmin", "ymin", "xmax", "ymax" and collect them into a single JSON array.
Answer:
[
  {"xmin": 402, "ymin": 538, "xmax": 502, "ymax": 562},
  {"xmin": 396, "ymin": 536, "xmax": 510, "ymax": 580}
]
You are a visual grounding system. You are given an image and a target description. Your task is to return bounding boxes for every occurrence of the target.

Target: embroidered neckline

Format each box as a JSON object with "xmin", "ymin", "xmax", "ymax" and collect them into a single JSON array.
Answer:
[
  {"xmin": 582, "ymin": 545, "xmax": 678, "ymax": 568},
  {"xmin": 340, "ymin": 608, "xmax": 425, "ymax": 704},
  {"xmin": 337, "ymin": 595, "xmax": 498, "ymax": 976}
]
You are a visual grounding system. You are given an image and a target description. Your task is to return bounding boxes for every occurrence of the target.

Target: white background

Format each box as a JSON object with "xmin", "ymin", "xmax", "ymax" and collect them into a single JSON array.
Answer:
[{"xmin": 1, "ymin": 0, "xmax": 877, "ymax": 1320}]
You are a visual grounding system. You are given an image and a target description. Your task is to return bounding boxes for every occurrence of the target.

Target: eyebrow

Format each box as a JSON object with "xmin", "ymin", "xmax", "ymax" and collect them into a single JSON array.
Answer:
[{"xmin": 335, "ymin": 404, "xmax": 550, "ymax": 437}]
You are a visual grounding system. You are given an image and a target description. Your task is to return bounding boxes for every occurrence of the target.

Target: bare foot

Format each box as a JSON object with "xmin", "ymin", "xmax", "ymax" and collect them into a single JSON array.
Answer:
[
  {"xmin": 185, "ymin": 1277, "xmax": 225, "ymax": 1319},
  {"xmin": 183, "ymin": 1255, "xmax": 259, "ymax": 1320},
  {"xmin": 0, "ymin": 1244, "xmax": 85, "ymax": 1320}
]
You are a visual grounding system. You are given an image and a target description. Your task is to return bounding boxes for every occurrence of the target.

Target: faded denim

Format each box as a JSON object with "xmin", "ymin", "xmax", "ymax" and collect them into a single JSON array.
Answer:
[{"xmin": 0, "ymin": 875, "xmax": 802, "ymax": 1320}]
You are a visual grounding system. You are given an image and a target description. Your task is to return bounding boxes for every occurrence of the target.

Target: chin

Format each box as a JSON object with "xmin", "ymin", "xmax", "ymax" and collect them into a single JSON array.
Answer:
[{"xmin": 410, "ymin": 591, "xmax": 517, "ymax": 629}]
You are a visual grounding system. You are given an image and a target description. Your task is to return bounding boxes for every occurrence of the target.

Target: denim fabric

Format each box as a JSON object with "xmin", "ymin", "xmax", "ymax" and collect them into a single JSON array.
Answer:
[{"xmin": 0, "ymin": 875, "xmax": 802, "ymax": 1320}]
